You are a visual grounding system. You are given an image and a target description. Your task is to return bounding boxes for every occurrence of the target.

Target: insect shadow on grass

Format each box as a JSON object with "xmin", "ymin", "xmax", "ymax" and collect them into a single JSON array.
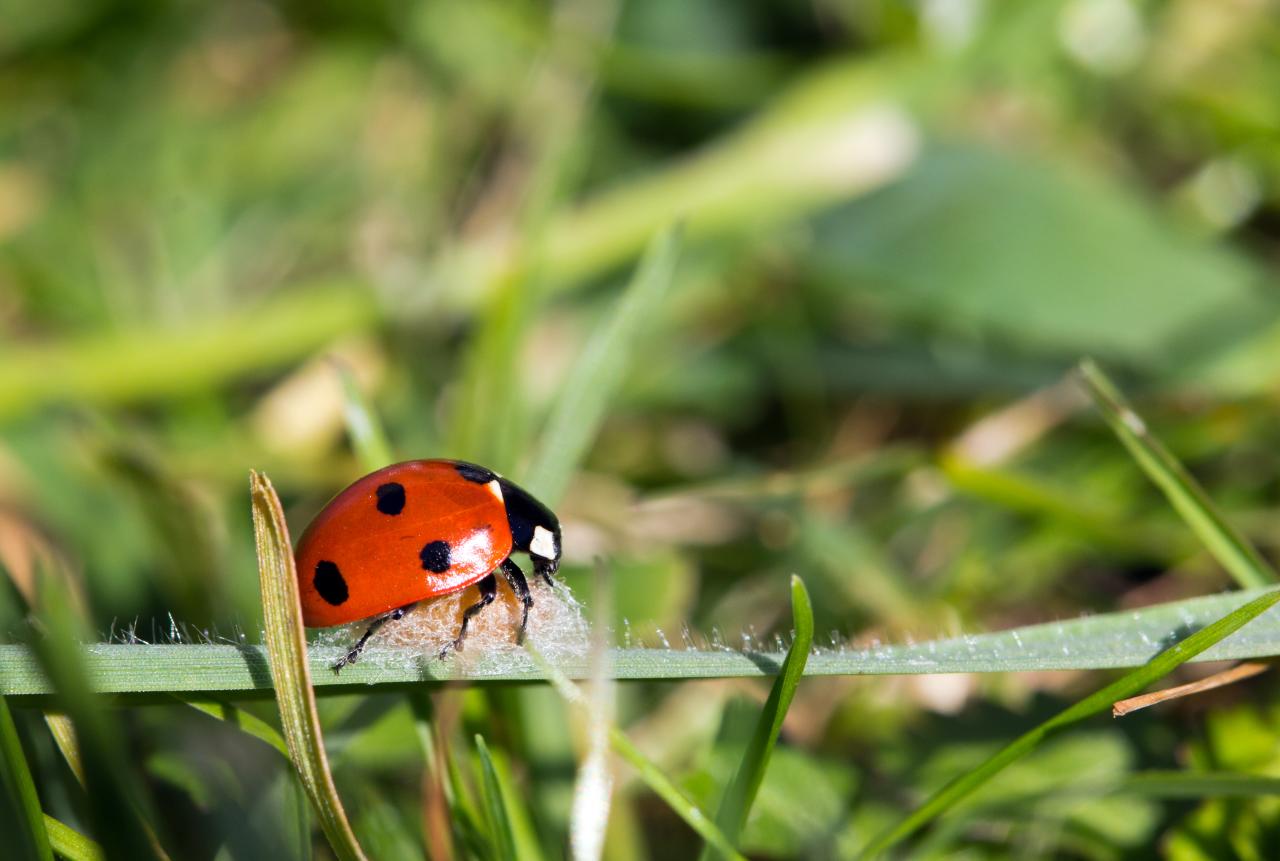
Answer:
[
  {"xmin": 233, "ymin": 642, "xmax": 274, "ymax": 689},
  {"xmin": 742, "ymin": 650, "xmax": 787, "ymax": 676}
]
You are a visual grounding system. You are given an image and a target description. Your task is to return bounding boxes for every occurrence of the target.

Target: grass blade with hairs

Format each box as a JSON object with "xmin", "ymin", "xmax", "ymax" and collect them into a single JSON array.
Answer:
[
  {"xmin": 524, "ymin": 225, "xmax": 683, "ymax": 504},
  {"xmin": 858, "ymin": 586, "xmax": 1280, "ymax": 857},
  {"xmin": 251, "ymin": 469, "xmax": 368, "ymax": 861},
  {"xmin": 859, "ymin": 366, "xmax": 1280, "ymax": 857},
  {"xmin": 700, "ymin": 575, "xmax": 813, "ymax": 861},
  {"xmin": 5, "ymin": 583, "xmax": 1280, "ymax": 692},
  {"xmin": 1077, "ymin": 359, "xmax": 1277, "ymax": 588}
]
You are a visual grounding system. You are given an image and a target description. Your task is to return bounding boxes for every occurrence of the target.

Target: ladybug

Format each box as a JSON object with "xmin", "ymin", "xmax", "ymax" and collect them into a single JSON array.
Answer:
[{"xmin": 295, "ymin": 459, "xmax": 561, "ymax": 671}]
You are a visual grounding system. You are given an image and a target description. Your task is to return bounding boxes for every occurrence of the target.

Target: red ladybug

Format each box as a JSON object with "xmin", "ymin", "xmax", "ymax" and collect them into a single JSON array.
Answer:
[{"xmin": 295, "ymin": 459, "xmax": 561, "ymax": 670}]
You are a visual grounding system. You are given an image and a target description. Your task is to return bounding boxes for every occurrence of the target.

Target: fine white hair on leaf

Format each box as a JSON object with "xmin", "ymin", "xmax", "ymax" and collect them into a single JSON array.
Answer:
[{"xmin": 312, "ymin": 575, "xmax": 590, "ymax": 672}]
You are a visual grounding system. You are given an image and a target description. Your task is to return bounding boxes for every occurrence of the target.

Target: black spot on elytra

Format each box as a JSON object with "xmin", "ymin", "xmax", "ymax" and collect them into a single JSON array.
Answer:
[
  {"xmin": 419, "ymin": 540, "xmax": 452, "ymax": 574},
  {"xmin": 314, "ymin": 561, "xmax": 349, "ymax": 606},
  {"xmin": 375, "ymin": 481, "xmax": 406, "ymax": 515},
  {"xmin": 455, "ymin": 462, "xmax": 496, "ymax": 484}
]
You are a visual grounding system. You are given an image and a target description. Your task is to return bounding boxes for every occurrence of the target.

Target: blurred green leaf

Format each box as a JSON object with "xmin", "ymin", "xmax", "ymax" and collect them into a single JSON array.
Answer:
[
  {"xmin": 0, "ymin": 697, "xmax": 53, "ymax": 861},
  {"xmin": 812, "ymin": 145, "xmax": 1275, "ymax": 369},
  {"xmin": 251, "ymin": 469, "xmax": 368, "ymax": 861},
  {"xmin": 526, "ymin": 225, "xmax": 682, "ymax": 503},
  {"xmin": 0, "ymin": 286, "xmax": 377, "ymax": 420},
  {"xmin": 181, "ymin": 696, "xmax": 289, "ymax": 758},
  {"xmin": 26, "ymin": 574, "xmax": 166, "ymax": 860},
  {"xmin": 335, "ymin": 360, "xmax": 394, "ymax": 472},
  {"xmin": 447, "ymin": 276, "xmax": 538, "ymax": 472},
  {"xmin": 475, "ymin": 735, "xmax": 518, "ymax": 861},
  {"xmin": 1117, "ymin": 772, "xmax": 1280, "ymax": 798}
]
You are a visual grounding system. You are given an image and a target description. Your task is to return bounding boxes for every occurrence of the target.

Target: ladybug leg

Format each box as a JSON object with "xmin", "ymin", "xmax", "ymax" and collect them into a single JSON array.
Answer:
[
  {"xmin": 441, "ymin": 572, "xmax": 498, "ymax": 658},
  {"xmin": 334, "ymin": 602, "xmax": 417, "ymax": 672},
  {"xmin": 499, "ymin": 558, "xmax": 532, "ymax": 644},
  {"xmin": 533, "ymin": 557, "xmax": 558, "ymax": 589}
]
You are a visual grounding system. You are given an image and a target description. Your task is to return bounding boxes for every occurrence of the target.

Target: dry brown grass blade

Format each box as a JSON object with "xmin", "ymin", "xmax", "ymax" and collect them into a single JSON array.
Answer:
[{"xmin": 250, "ymin": 469, "xmax": 368, "ymax": 861}]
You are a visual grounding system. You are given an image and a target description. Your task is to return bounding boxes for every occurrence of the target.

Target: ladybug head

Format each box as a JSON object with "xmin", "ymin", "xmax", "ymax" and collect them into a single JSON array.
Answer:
[{"xmin": 500, "ymin": 477, "xmax": 561, "ymax": 583}]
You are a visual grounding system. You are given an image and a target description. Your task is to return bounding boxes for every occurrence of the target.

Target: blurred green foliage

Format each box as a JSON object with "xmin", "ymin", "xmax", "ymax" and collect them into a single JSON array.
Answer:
[{"xmin": 4, "ymin": 0, "xmax": 1280, "ymax": 857}]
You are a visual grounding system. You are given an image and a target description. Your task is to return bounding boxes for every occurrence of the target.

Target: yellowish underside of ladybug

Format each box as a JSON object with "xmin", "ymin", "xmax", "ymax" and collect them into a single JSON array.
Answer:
[{"xmin": 310, "ymin": 578, "xmax": 590, "ymax": 670}]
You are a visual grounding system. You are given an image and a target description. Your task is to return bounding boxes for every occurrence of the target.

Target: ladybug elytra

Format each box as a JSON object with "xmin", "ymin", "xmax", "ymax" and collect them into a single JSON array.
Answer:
[{"xmin": 295, "ymin": 459, "xmax": 562, "ymax": 670}]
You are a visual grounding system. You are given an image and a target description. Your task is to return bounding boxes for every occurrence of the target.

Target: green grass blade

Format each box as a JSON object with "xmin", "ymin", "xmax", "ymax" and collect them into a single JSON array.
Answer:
[
  {"xmin": 44, "ymin": 711, "xmax": 169, "ymax": 859},
  {"xmin": 859, "ymin": 585, "xmax": 1280, "ymax": 858},
  {"xmin": 524, "ymin": 225, "xmax": 682, "ymax": 504},
  {"xmin": 42, "ymin": 714, "xmax": 83, "ymax": 783},
  {"xmin": 1078, "ymin": 359, "xmax": 1277, "ymax": 588},
  {"xmin": 7, "ymin": 585, "xmax": 1280, "ymax": 693},
  {"xmin": 251, "ymin": 469, "xmax": 368, "ymax": 861},
  {"xmin": 475, "ymin": 735, "xmax": 518, "ymax": 861},
  {"xmin": 43, "ymin": 814, "xmax": 104, "ymax": 861},
  {"xmin": 0, "ymin": 697, "xmax": 53, "ymax": 861},
  {"xmin": 527, "ymin": 645, "xmax": 749, "ymax": 861},
  {"xmin": 334, "ymin": 359, "xmax": 394, "ymax": 471},
  {"xmin": 447, "ymin": 275, "xmax": 538, "ymax": 472},
  {"xmin": 1115, "ymin": 771, "xmax": 1280, "ymax": 798},
  {"xmin": 179, "ymin": 696, "xmax": 289, "ymax": 757},
  {"xmin": 700, "ymin": 575, "xmax": 813, "ymax": 861},
  {"xmin": 0, "ymin": 285, "xmax": 376, "ymax": 420},
  {"xmin": 607, "ymin": 727, "xmax": 747, "ymax": 861}
]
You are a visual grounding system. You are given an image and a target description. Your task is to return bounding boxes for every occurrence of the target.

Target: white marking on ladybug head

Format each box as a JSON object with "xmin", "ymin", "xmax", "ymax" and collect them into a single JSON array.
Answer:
[
  {"xmin": 531, "ymin": 525, "xmax": 557, "ymax": 560},
  {"xmin": 487, "ymin": 479, "xmax": 504, "ymax": 502}
]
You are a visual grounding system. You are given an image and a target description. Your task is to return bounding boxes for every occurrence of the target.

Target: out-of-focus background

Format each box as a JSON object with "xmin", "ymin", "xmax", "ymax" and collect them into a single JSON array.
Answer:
[{"xmin": 4, "ymin": 0, "xmax": 1280, "ymax": 857}]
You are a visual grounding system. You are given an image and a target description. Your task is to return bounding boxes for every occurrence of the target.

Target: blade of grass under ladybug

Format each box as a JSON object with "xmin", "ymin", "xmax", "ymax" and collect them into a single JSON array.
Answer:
[
  {"xmin": 857, "ymin": 584, "xmax": 1280, "ymax": 858},
  {"xmin": 251, "ymin": 469, "xmax": 369, "ymax": 861},
  {"xmin": 1077, "ymin": 359, "xmax": 1277, "ymax": 589},
  {"xmin": 0, "ymin": 697, "xmax": 53, "ymax": 861},
  {"xmin": 27, "ymin": 568, "xmax": 167, "ymax": 861},
  {"xmin": 525, "ymin": 225, "xmax": 683, "ymax": 505},
  {"xmin": 179, "ymin": 696, "xmax": 290, "ymax": 757},
  {"xmin": 526, "ymin": 644, "xmax": 749, "ymax": 861},
  {"xmin": 699, "ymin": 575, "xmax": 813, "ymax": 861},
  {"xmin": 474, "ymin": 735, "xmax": 518, "ymax": 861},
  {"xmin": 43, "ymin": 814, "xmax": 104, "ymax": 861},
  {"xmin": 333, "ymin": 358, "xmax": 394, "ymax": 471}
]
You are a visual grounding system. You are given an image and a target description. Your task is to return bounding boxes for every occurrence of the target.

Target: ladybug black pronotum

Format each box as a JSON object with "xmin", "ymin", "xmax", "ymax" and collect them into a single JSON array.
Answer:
[{"xmin": 295, "ymin": 459, "xmax": 562, "ymax": 671}]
